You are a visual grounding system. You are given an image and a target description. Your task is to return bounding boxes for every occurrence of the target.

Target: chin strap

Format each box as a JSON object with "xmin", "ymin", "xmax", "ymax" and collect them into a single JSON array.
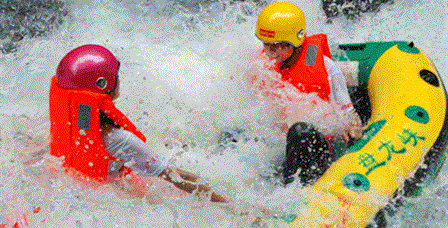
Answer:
[{"xmin": 280, "ymin": 46, "xmax": 300, "ymax": 70}]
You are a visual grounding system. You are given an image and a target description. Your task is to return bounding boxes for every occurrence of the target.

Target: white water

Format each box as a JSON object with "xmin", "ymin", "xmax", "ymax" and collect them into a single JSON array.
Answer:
[{"xmin": 0, "ymin": 0, "xmax": 447, "ymax": 227}]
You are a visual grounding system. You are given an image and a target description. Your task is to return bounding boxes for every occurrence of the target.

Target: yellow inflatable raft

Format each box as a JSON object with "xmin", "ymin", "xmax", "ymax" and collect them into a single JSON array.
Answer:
[{"xmin": 276, "ymin": 41, "xmax": 448, "ymax": 227}]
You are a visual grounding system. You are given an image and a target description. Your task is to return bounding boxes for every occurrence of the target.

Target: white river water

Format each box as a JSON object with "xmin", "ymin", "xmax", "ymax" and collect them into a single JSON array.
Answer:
[{"xmin": 0, "ymin": 0, "xmax": 447, "ymax": 227}]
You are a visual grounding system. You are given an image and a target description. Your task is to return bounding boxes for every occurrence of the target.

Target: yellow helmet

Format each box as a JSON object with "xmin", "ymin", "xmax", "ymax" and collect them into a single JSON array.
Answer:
[{"xmin": 255, "ymin": 2, "xmax": 306, "ymax": 47}]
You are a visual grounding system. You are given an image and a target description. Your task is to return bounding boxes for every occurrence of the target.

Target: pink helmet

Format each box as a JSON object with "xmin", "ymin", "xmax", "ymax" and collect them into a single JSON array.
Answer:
[{"xmin": 56, "ymin": 44, "xmax": 119, "ymax": 94}]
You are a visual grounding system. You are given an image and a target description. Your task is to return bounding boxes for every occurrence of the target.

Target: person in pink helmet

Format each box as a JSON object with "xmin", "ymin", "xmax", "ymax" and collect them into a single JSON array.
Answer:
[{"xmin": 49, "ymin": 44, "xmax": 228, "ymax": 203}]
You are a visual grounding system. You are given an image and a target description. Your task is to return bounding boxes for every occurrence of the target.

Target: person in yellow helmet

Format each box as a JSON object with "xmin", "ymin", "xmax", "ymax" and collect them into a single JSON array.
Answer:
[{"xmin": 254, "ymin": 2, "xmax": 363, "ymax": 185}]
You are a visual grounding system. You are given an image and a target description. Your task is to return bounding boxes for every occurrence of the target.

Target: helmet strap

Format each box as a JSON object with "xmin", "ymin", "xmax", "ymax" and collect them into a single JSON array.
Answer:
[{"xmin": 106, "ymin": 61, "xmax": 120, "ymax": 94}]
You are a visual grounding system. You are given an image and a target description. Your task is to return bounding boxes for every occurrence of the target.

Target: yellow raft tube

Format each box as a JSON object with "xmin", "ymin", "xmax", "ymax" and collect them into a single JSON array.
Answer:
[{"xmin": 276, "ymin": 42, "xmax": 448, "ymax": 227}]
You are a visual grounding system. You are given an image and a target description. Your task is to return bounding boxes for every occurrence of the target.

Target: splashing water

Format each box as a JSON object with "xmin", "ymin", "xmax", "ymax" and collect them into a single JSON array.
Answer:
[{"xmin": 0, "ymin": 0, "xmax": 447, "ymax": 227}]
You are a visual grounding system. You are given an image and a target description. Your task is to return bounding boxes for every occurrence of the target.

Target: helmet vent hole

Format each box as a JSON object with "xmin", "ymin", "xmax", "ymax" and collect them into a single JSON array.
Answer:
[
  {"xmin": 297, "ymin": 29, "xmax": 305, "ymax": 38},
  {"xmin": 96, "ymin": 77, "xmax": 107, "ymax": 90}
]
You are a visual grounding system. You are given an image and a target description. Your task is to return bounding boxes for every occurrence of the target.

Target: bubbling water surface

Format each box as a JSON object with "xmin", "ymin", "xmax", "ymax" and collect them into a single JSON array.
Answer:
[{"xmin": 0, "ymin": 0, "xmax": 447, "ymax": 227}]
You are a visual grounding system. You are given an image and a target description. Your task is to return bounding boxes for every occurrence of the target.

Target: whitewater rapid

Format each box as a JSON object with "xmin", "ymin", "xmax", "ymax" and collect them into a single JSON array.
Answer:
[{"xmin": 0, "ymin": 0, "xmax": 447, "ymax": 227}]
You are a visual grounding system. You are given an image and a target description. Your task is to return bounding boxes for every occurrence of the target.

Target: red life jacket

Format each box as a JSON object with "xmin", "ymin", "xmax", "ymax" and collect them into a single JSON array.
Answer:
[
  {"xmin": 49, "ymin": 76, "xmax": 146, "ymax": 182},
  {"xmin": 275, "ymin": 34, "xmax": 332, "ymax": 101}
]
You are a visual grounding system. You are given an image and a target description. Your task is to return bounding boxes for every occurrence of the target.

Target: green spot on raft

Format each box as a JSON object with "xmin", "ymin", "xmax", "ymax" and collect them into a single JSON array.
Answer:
[
  {"xmin": 343, "ymin": 173, "xmax": 370, "ymax": 192},
  {"xmin": 405, "ymin": 106, "xmax": 429, "ymax": 124},
  {"xmin": 281, "ymin": 213, "xmax": 298, "ymax": 223},
  {"xmin": 397, "ymin": 42, "xmax": 420, "ymax": 54}
]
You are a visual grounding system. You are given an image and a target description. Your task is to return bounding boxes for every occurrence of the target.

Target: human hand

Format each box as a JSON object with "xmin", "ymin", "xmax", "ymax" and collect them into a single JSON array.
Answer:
[
  {"xmin": 342, "ymin": 110, "xmax": 363, "ymax": 142},
  {"xmin": 160, "ymin": 167, "xmax": 230, "ymax": 203}
]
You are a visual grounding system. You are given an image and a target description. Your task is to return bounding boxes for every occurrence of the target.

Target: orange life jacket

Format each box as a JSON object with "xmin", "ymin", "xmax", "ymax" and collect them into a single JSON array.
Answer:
[
  {"xmin": 49, "ymin": 76, "xmax": 146, "ymax": 182},
  {"xmin": 275, "ymin": 34, "xmax": 332, "ymax": 101}
]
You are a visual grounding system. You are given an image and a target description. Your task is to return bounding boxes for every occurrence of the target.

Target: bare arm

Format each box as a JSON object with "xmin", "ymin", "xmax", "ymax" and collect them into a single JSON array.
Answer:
[{"xmin": 324, "ymin": 56, "xmax": 363, "ymax": 142}]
